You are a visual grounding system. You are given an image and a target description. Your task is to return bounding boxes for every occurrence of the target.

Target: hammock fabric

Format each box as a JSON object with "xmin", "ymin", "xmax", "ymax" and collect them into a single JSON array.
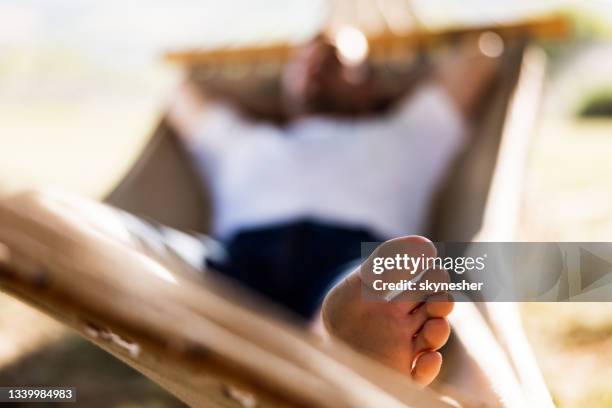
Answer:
[{"xmin": 0, "ymin": 4, "xmax": 556, "ymax": 404}]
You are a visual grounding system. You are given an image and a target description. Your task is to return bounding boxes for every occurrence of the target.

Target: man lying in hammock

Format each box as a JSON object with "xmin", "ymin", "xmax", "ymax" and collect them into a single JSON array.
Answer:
[{"xmin": 166, "ymin": 35, "xmax": 498, "ymax": 387}]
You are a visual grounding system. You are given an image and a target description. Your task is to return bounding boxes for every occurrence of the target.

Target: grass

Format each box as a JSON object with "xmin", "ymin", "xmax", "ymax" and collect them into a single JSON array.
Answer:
[{"xmin": 578, "ymin": 88, "xmax": 612, "ymax": 118}]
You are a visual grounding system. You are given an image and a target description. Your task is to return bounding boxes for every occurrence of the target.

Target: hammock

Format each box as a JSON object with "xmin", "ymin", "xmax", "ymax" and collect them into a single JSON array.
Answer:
[{"xmin": 0, "ymin": 4, "xmax": 564, "ymax": 406}]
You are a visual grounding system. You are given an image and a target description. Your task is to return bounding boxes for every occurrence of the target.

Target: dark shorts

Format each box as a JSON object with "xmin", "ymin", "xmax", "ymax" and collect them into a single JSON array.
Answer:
[{"xmin": 209, "ymin": 219, "xmax": 381, "ymax": 319}]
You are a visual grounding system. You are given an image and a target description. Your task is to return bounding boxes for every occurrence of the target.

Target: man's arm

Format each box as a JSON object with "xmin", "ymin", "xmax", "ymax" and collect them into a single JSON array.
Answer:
[
  {"xmin": 167, "ymin": 82, "xmax": 211, "ymax": 142},
  {"xmin": 435, "ymin": 38, "xmax": 501, "ymax": 119}
]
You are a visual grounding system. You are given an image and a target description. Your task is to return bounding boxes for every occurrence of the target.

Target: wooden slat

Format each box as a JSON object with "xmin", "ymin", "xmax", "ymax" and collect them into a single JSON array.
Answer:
[
  {"xmin": 165, "ymin": 15, "xmax": 570, "ymax": 66},
  {"xmin": 0, "ymin": 191, "xmax": 455, "ymax": 408}
]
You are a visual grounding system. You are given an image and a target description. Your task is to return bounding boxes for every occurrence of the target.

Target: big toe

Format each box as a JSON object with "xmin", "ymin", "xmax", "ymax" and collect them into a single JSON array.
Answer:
[
  {"xmin": 414, "ymin": 318, "xmax": 450, "ymax": 352},
  {"xmin": 411, "ymin": 351, "xmax": 442, "ymax": 387}
]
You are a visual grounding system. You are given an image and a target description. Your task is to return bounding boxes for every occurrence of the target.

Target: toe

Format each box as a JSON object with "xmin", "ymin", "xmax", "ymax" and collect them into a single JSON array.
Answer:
[
  {"xmin": 411, "ymin": 351, "xmax": 442, "ymax": 387},
  {"xmin": 407, "ymin": 294, "xmax": 453, "ymax": 334},
  {"xmin": 425, "ymin": 293, "xmax": 454, "ymax": 318},
  {"xmin": 414, "ymin": 318, "xmax": 450, "ymax": 352},
  {"xmin": 406, "ymin": 303, "xmax": 429, "ymax": 332}
]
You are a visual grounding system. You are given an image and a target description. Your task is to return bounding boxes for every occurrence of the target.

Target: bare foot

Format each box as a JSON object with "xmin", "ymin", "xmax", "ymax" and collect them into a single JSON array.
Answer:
[{"xmin": 321, "ymin": 236, "xmax": 453, "ymax": 387}]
